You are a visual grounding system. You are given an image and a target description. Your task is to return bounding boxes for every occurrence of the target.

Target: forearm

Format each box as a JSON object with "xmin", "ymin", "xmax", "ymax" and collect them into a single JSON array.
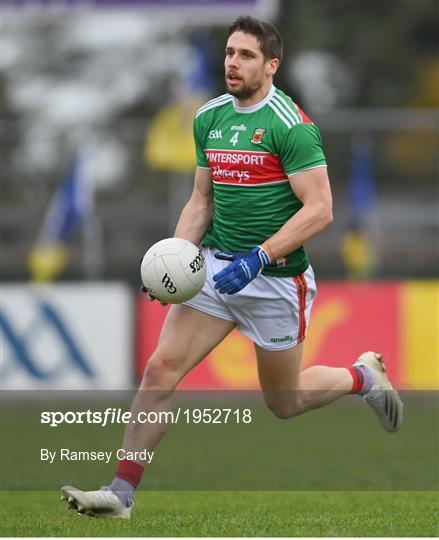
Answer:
[
  {"xmin": 174, "ymin": 198, "xmax": 213, "ymax": 246},
  {"xmin": 213, "ymin": 203, "xmax": 331, "ymax": 296},
  {"xmin": 262, "ymin": 203, "xmax": 332, "ymax": 261}
]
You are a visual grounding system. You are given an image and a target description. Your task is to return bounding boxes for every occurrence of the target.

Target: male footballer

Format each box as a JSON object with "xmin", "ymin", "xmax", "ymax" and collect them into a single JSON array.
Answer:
[{"xmin": 61, "ymin": 15, "xmax": 403, "ymax": 518}]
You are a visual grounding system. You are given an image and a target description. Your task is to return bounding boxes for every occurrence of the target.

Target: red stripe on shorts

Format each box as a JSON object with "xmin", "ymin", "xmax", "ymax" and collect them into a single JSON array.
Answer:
[{"xmin": 293, "ymin": 273, "xmax": 308, "ymax": 343}]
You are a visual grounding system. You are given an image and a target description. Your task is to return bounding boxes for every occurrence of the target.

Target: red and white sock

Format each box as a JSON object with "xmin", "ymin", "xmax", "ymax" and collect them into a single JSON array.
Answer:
[
  {"xmin": 110, "ymin": 459, "xmax": 144, "ymax": 507},
  {"xmin": 115, "ymin": 458, "xmax": 144, "ymax": 488},
  {"xmin": 348, "ymin": 365, "xmax": 373, "ymax": 395}
]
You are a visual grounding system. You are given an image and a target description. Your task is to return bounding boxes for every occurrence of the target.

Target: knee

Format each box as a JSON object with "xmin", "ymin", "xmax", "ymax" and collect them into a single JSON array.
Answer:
[
  {"xmin": 265, "ymin": 398, "xmax": 302, "ymax": 420},
  {"xmin": 141, "ymin": 350, "xmax": 182, "ymax": 390}
]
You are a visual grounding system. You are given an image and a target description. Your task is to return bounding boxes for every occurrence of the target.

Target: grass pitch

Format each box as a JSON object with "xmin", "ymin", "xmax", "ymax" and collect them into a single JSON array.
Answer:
[
  {"xmin": 1, "ymin": 490, "xmax": 438, "ymax": 537},
  {"xmin": 2, "ymin": 393, "xmax": 438, "ymax": 536}
]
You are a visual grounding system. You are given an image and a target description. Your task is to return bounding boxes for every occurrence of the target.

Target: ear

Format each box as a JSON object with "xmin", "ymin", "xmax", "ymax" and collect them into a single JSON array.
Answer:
[{"xmin": 266, "ymin": 58, "xmax": 280, "ymax": 77}]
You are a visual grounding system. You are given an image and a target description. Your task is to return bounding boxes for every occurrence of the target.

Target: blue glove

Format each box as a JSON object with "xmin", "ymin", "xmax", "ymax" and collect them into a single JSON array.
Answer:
[{"xmin": 213, "ymin": 246, "xmax": 271, "ymax": 295}]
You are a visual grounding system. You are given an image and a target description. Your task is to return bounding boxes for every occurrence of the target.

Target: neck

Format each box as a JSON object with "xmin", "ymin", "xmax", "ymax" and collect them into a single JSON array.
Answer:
[{"xmin": 235, "ymin": 79, "xmax": 273, "ymax": 108}]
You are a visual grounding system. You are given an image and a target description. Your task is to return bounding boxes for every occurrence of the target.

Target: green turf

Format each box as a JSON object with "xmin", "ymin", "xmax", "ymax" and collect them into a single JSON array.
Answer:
[
  {"xmin": 1, "ymin": 490, "xmax": 438, "ymax": 537},
  {"xmin": 2, "ymin": 393, "xmax": 438, "ymax": 536},
  {"xmin": 2, "ymin": 393, "xmax": 438, "ymax": 491}
]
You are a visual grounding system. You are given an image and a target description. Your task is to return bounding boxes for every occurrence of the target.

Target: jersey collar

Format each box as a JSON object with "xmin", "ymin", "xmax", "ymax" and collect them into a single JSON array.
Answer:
[{"xmin": 232, "ymin": 85, "xmax": 276, "ymax": 114}]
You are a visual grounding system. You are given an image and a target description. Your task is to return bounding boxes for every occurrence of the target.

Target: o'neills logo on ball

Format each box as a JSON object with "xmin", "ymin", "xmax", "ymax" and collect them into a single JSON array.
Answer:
[{"xmin": 251, "ymin": 128, "xmax": 266, "ymax": 144}]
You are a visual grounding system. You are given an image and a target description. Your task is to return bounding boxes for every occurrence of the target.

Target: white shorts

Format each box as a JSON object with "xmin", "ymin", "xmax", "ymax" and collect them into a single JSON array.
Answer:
[{"xmin": 184, "ymin": 247, "xmax": 317, "ymax": 351}]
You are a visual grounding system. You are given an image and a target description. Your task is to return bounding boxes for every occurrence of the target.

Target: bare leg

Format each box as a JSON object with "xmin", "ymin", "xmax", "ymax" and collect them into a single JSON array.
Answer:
[
  {"xmin": 122, "ymin": 305, "xmax": 235, "ymax": 464},
  {"xmin": 59, "ymin": 306, "xmax": 235, "ymax": 517},
  {"xmin": 255, "ymin": 342, "xmax": 353, "ymax": 418}
]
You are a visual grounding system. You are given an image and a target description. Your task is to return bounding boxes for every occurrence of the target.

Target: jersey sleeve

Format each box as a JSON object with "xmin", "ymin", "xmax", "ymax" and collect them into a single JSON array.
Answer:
[
  {"xmin": 193, "ymin": 114, "xmax": 209, "ymax": 168},
  {"xmin": 279, "ymin": 123, "xmax": 327, "ymax": 176}
]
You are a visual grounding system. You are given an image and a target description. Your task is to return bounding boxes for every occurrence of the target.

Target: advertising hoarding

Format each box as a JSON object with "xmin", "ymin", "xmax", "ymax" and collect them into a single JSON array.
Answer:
[
  {"xmin": 1, "ymin": 283, "xmax": 133, "ymax": 390},
  {"xmin": 136, "ymin": 281, "xmax": 439, "ymax": 389}
]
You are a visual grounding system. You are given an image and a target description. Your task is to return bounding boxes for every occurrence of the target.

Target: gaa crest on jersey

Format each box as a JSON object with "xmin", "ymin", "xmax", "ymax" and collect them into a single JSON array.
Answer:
[{"xmin": 251, "ymin": 128, "xmax": 266, "ymax": 144}]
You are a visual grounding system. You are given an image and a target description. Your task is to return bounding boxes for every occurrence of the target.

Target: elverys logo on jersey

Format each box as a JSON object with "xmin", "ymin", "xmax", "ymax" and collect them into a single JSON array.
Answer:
[
  {"xmin": 251, "ymin": 128, "xmax": 266, "ymax": 144},
  {"xmin": 205, "ymin": 149, "xmax": 288, "ymax": 185}
]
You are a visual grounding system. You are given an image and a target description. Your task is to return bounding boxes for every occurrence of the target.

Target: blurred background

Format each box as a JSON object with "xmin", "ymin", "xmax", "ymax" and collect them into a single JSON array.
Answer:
[
  {"xmin": 1, "ymin": 0, "xmax": 438, "ymax": 392},
  {"xmin": 2, "ymin": 0, "xmax": 438, "ymax": 282}
]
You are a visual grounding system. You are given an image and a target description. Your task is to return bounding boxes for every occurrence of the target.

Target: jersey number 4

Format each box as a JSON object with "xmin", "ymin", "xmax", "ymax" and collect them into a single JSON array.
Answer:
[{"xmin": 229, "ymin": 132, "xmax": 240, "ymax": 146}]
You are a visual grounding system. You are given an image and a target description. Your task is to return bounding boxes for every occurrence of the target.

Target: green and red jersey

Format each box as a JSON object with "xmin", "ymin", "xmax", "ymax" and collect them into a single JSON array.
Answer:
[{"xmin": 193, "ymin": 85, "xmax": 327, "ymax": 277}]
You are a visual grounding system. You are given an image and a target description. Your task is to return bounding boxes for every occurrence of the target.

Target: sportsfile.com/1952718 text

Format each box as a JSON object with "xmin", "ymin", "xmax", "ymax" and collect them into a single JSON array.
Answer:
[{"xmin": 40, "ymin": 408, "xmax": 253, "ymax": 428}]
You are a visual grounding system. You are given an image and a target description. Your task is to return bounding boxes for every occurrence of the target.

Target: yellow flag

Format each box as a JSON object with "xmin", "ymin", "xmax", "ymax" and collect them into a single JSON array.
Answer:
[
  {"xmin": 144, "ymin": 100, "xmax": 202, "ymax": 174},
  {"xmin": 28, "ymin": 245, "xmax": 70, "ymax": 283},
  {"xmin": 341, "ymin": 230, "xmax": 375, "ymax": 280}
]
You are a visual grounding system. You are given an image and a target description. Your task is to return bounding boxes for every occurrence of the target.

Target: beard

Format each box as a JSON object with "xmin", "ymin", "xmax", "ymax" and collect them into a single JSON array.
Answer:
[{"xmin": 225, "ymin": 77, "xmax": 262, "ymax": 100}]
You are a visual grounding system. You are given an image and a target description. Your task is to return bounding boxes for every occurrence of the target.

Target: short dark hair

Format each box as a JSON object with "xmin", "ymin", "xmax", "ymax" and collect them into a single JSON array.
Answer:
[{"xmin": 228, "ymin": 15, "xmax": 283, "ymax": 63}]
